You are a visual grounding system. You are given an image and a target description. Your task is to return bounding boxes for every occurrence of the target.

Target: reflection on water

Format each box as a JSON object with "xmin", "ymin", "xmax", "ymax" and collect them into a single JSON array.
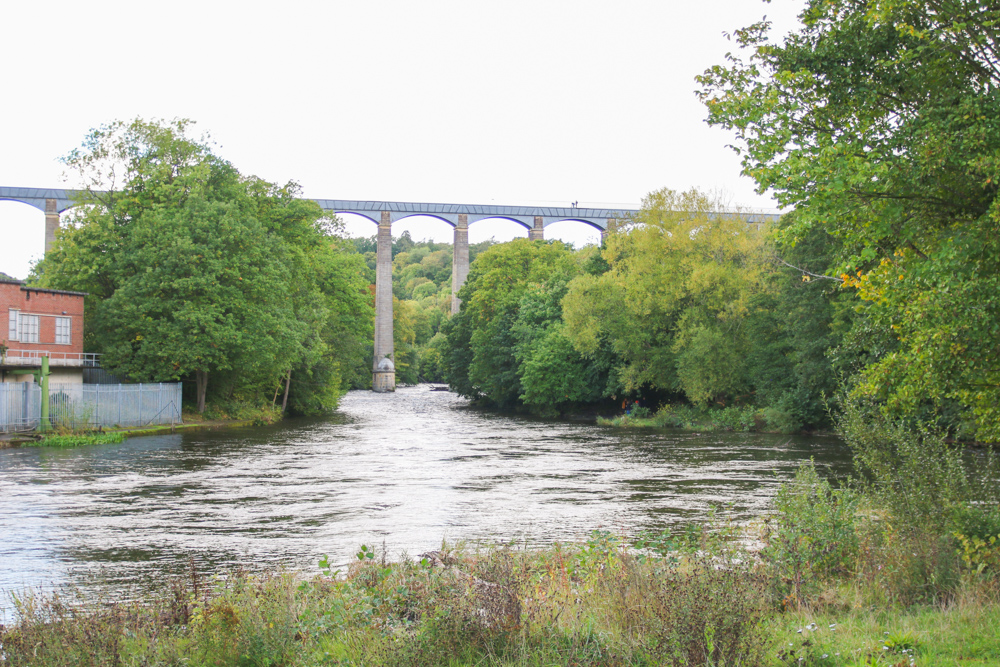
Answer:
[{"xmin": 0, "ymin": 385, "xmax": 851, "ymax": 599}]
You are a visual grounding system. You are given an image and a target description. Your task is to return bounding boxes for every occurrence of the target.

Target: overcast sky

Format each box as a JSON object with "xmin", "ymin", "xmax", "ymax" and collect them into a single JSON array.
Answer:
[{"xmin": 0, "ymin": 0, "xmax": 806, "ymax": 279}]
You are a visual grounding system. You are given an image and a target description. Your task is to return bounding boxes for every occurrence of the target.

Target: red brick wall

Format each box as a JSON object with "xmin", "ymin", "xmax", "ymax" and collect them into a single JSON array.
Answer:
[{"xmin": 0, "ymin": 283, "xmax": 85, "ymax": 355}]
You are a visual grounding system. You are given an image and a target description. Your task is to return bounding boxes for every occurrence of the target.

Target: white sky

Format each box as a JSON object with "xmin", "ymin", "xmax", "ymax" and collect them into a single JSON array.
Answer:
[{"xmin": 0, "ymin": 0, "xmax": 805, "ymax": 279}]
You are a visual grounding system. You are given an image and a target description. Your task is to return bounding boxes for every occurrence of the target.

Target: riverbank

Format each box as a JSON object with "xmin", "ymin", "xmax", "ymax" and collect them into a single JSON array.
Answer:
[
  {"xmin": 0, "ymin": 417, "xmax": 259, "ymax": 448},
  {"xmin": 598, "ymin": 403, "xmax": 835, "ymax": 436},
  {"xmin": 3, "ymin": 535, "xmax": 997, "ymax": 666}
]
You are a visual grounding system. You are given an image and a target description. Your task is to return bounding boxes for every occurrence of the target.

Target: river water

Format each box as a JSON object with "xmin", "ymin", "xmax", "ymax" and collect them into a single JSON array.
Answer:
[{"xmin": 0, "ymin": 385, "xmax": 851, "ymax": 603}]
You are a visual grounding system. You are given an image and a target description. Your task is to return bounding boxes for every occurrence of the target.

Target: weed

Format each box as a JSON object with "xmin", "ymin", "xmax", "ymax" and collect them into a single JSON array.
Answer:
[{"xmin": 31, "ymin": 432, "xmax": 126, "ymax": 448}]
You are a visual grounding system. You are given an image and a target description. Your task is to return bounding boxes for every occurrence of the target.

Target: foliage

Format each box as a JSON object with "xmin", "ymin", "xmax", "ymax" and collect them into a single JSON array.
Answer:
[
  {"xmin": 745, "ymin": 213, "xmax": 862, "ymax": 431},
  {"xmin": 32, "ymin": 432, "xmax": 126, "ymax": 448},
  {"xmin": 698, "ymin": 0, "xmax": 1000, "ymax": 440},
  {"xmin": 836, "ymin": 398, "xmax": 1000, "ymax": 534},
  {"xmin": 33, "ymin": 119, "xmax": 372, "ymax": 415},
  {"xmin": 0, "ymin": 541, "xmax": 772, "ymax": 667},
  {"xmin": 563, "ymin": 187, "xmax": 774, "ymax": 407},
  {"xmin": 444, "ymin": 238, "xmax": 611, "ymax": 413},
  {"xmin": 762, "ymin": 461, "xmax": 861, "ymax": 606},
  {"xmin": 754, "ymin": 397, "xmax": 1000, "ymax": 608}
]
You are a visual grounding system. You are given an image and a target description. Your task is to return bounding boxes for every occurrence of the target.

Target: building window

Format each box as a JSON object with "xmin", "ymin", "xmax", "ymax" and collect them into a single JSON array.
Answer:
[
  {"xmin": 55, "ymin": 317, "xmax": 71, "ymax": 345},
  {"xmin": 19, "ymin": 314, "xmax": 39, "ymax": 344},
  {"xmin": 7, "ymin": 309, "xmax": 18, "ymax": 341}
]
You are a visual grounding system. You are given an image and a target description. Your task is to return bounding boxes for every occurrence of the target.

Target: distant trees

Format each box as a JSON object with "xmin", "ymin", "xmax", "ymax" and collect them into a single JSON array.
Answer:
[
  {"xmin": 435, "ymin": 189, "xmax": 858, "ymax": 430},
  {"xmin": 563, "ymin": 189, "xmax": 773, "ymax": 407},
  {"xmin": 444, "ymin": 239, "xmax": 608, "ymax": 414},
  {"xmin": 36, "ymin": 119, "xmax": 373, "ymax": 415}
]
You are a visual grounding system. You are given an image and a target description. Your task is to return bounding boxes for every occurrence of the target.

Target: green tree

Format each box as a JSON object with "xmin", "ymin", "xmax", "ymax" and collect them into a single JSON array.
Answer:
[
  {"xmin": 514, "ymin": 281, "xmax": 606, "ymax": 412},
  {"xmin": 563, "ymin": 188, "xmax": 774, "ymax": 406},
  {"xmin": 285, "ymin": 237, "xmax": 374, "ymax": 414},
  {"xmin": 698, "ymin": 1, "xmax": 1000, "ymax": 439},
  {"xmin": 444, "ymin": 238, "xmax": 599, "ymax": 410},
  {"xmin": 36, "ymin": 118, "xmax": 371, "ymax": 414}
]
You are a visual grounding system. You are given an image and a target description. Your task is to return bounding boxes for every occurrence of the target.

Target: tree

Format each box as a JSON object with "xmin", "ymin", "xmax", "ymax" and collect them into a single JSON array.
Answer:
[
  {"xmin": 285, "ymin": 237, "xmax": 374, "ymax": 414},
  {"xmin": 562, "ymin": 188, "xmax": 774, "ymax": 406},
  {"xmin": 443, "ymin": 238, "xmax": 603, "ymax": 411},
  {"xmin": 36, "ymin": 119, "xmax": 371, "ymax": 414},
  {"xmin": 698, "ymin": 0, "xmax": 1000, "ymax": 440}
]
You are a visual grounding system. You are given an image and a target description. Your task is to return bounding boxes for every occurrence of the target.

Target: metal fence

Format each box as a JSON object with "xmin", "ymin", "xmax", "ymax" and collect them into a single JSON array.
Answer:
[
  {"xmin": 0, "ymin": 382, "xmax": 182, "ymax": 432},
  {"xmin": 83, "ymin": 367, "xmax": 131, "ymax": 385},
  {"xmin": 0, "ymin": 382, "xmax": 41, "ymax": 432}
]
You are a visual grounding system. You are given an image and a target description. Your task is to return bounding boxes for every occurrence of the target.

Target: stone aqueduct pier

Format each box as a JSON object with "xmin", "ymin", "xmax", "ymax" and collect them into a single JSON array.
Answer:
[{"xmin": 0, "ymin": 187, "xmax": 636, "ymax": 392}]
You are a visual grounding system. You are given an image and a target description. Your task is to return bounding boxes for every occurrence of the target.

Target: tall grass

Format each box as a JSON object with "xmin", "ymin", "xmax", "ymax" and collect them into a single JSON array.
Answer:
[{"xmin": 1, "ymin": 539, "xmax": 771, "ymax": 667}]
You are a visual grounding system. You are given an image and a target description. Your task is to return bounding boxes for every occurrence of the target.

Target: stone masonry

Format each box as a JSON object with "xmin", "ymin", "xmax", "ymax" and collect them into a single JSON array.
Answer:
[
  {"xmin": 529, "ymin": 216, "xmax": 544, "ymax": 241},
  {"xmin": 372, "ymin": 211, "xmax": 396, "ymax": 392},
  {"xmin": 451, "ymin": 214, "xmax": 469, "ymax": 314},
  {"xmin": 44, "ymin": 199, "xmax": 60, "ymax": 255}
]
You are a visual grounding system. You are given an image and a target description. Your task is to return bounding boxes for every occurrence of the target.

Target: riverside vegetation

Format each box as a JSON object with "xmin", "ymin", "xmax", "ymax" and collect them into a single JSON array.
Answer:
[
  {"xmin": 33, "ymin": 119, "xmax": 375, "ymax": 419},
  {"xmin": 7, "ymin": 0, "xmax": 999, "ymax": 663},
  {"xmin": 2, "ymin": 411, "xmax": 999, "ymax": 666}
]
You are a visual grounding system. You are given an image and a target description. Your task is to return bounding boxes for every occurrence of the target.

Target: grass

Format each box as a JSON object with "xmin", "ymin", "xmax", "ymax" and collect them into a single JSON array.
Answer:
[
  {"xmin": 2, "ymin": 529, "xmax": 998, "ymax": 666},
  {"xmin": 598, "ymin": 402, "xmax": 802, "ymax": 433},
  {"xmin": 770, "ymin": 584, "xmax": 1000, "ymax": 665},
  {"xmin": 29, "ymin": 432, "xmax": 127, "ymax": 448}
]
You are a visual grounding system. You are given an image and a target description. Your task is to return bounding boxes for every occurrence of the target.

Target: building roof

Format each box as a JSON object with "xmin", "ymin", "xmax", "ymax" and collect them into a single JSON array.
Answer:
[{"xmin": 0, "ymin": 279, "xmax": 88, "ymax": 297}]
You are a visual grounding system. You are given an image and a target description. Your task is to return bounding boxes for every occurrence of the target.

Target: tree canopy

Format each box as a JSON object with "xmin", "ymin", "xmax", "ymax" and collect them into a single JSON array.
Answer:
[
  {"xmin": 443, "ymin": 238, "xmax": 608, "ymax": 413},
  {"xmin": 36, "ymin": 119, "xmax": 373, "ymax": 415},
  {"xmin": 563, "ymin": 188, "xmax": 774, "ymax": 407},
  {"xmin": 697, "ymin": 0, "xmax": 1000, "ymax": 440}
]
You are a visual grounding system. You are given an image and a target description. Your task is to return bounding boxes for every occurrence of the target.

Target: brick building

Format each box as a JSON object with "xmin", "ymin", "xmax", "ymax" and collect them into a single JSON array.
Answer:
[{"xmin": 1, "ymin": 279, "xmax": 93, "ymax": 384}]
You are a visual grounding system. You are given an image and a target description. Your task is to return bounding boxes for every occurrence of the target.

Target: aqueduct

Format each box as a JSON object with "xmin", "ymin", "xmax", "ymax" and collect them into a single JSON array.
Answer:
[{"xmin": 0, "ymin": 187, "xmax": 639, "ymax": 392}]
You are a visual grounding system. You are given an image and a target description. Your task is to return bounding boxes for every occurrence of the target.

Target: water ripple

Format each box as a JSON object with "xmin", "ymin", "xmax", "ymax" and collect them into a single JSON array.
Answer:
[{"xmin": 0, "ymin": 385, "xmax": 851, "ymax": 603}]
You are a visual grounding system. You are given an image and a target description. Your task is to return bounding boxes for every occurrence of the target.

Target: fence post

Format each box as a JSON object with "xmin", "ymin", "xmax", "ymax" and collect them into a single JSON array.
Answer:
[{"xmin": 39, "ymin": 356, "xmax": 50, "ymax": 432}]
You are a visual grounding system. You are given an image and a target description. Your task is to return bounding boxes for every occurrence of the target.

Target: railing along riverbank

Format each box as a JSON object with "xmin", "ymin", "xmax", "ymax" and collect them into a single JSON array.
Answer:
[{"xmin": 0, "ymin": 381, "xmax": 182, "ymax": 432}]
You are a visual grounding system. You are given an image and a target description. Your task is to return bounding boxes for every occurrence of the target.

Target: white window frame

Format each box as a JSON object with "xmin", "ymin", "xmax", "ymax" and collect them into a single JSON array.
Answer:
[
  {"xmin": 55, "ymin": 316, "xmax": 71, "ymax": 345},
  {"xmin": 19, "ymin": 314, "xmax": 39, "ymax": 344},
  {"xmin": 7, "ymin": 309, "xmax": 18, "ymax": 342}
]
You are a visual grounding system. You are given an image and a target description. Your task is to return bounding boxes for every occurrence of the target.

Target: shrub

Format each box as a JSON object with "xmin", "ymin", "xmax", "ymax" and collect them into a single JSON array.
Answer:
[
  {"xmin": 763, "ymin": 461, "xmax": 860, "ymax": 607},
  {"xmin": 834, "ymin": 398, "xmax": 1000, "ymax": 603}
]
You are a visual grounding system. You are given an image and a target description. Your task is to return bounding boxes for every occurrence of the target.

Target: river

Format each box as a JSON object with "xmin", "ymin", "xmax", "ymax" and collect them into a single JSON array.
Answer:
[{"xmin": 0, "ymin": 385, "xmax": 851, "ymax": 605}]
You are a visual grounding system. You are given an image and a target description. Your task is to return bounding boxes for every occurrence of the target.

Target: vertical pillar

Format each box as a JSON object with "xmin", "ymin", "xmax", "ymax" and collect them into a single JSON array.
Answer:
[
  {"xmin": 602, "ymin": 217, "xmax": 614, "ymax": 242},
  {"xmin": 372, "ymin": 211, "xmax": 396, "ymax": 392},
  {"xmin": 451, "ymin": 214, "xmax": 469, "ymax": 314},
  {"xmin": 44, "ymin": 199, "xmax": 60, "ymax": 255},
  {"xmin": 529, "ymin": 216, "xmax": 544, "ymax": 241}
]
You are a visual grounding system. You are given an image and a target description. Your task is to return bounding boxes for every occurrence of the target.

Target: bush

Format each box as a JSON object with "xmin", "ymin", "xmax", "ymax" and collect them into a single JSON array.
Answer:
[
  {"xmin": 832, "ymin": 398, "xmax": 1000, "ymax": 603},
  {"xmin": 200, "ymin": 399, "xmax": 283, "ymax": 425},
  {"xmin": 762, "ymin": 461, "xmax": 860, "ymax": 607}
]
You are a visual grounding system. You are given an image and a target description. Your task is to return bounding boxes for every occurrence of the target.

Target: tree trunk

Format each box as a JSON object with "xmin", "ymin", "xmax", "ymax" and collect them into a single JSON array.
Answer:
[
  {"xmin": 196, "ymin": 369, "xmax": 208, "ymax": 414},
  {"xmin": 281, "ymin": 369, "xmax": 291, "ymax": 412}
]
